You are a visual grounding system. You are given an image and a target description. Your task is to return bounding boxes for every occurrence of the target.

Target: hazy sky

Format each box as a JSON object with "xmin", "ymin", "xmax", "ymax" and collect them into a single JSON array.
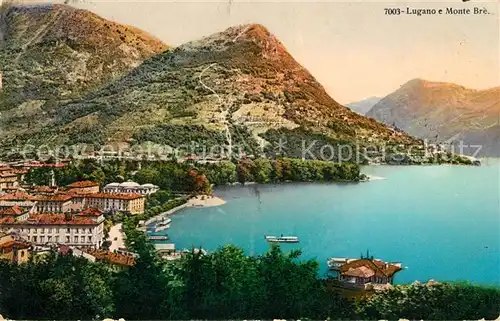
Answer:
[{"xmin": 35, "ymin": 0, "xmax": 500, "ymax": 103}]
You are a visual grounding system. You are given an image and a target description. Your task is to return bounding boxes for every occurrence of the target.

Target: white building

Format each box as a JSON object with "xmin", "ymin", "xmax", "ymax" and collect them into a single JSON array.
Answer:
[
  {"xmin": 103, "ymin": 181, "xmax": 159, "ymax": 195},
  {"xmin": 0, "ymin": 209, "xmax": 105, "ymax": 248}
]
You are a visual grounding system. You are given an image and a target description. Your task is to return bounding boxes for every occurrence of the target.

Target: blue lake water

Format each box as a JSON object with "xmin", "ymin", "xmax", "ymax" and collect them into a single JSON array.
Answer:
[{"xmin": 165, "ymin": 159, "xmax": 500, "ymax": 285}]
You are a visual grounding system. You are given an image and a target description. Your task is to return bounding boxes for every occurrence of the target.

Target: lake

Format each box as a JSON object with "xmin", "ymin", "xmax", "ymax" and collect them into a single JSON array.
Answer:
[{"xmin": 164, "ymin": 159, "xmax": 500, "ymax": 285}]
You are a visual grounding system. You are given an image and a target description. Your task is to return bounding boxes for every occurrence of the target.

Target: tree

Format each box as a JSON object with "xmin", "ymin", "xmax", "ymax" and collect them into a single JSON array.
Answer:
[
  {"xmin": 236, "ymin": 159, "xmax": 256, "ymax": 184},
  {"xmin": 252, "ymin": 158, "xmax": 273, "ymax": 183}
]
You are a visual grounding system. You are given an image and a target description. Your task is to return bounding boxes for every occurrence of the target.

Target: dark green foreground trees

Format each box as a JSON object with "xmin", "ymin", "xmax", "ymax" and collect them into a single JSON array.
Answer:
[{"xmin": 0, "ymin": 240, "xmax": 498, "ymax": 320}]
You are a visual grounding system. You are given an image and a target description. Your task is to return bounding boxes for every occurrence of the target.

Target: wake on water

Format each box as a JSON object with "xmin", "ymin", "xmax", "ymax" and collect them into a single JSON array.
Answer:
[{"xmin": 366, "ymin": 175, "xmax": 386, "ymax": 181}]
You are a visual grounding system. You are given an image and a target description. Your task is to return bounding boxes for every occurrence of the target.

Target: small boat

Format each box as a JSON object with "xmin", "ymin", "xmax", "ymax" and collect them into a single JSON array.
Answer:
[
  {"xmin": 327, "ymin": 257, "xmax": 358, "ymax": 270},
  {"xmin": 155, "ymin": 223, "xmax": 171, "ymax": 232},
  {"xmin": 148, "ymin": 235, "xmax": 169, "ymax": 241},
  {"xmin": 264, "ymin": 235, "xmax": 299, "ymax": 243},
  {"xmin": 155, "ymin": 218, "xmax": 172, "ymax": 232}
]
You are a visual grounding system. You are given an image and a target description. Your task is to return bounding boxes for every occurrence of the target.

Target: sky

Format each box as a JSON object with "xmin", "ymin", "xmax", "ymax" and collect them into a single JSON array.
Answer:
[{"xmin": 21, "ymin": 0, "xmax": 500, "ymax": 104}]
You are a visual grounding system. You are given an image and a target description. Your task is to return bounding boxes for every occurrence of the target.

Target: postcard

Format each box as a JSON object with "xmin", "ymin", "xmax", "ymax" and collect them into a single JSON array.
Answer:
[{"xmin": 0, "ymin": 0, "xmax": 498, "ymax": 320}]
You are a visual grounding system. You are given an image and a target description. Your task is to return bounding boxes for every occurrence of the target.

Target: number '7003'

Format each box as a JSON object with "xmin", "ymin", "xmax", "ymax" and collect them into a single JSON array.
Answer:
[{"xmin": 384, "ymin": 8, "xmax": 402, "ymax": 15}]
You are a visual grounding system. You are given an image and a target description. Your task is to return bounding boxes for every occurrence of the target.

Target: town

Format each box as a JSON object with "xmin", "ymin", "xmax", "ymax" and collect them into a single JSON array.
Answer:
[{"xmin": 0, "ymin": 159, "xmax": 159, "ymax": 268}]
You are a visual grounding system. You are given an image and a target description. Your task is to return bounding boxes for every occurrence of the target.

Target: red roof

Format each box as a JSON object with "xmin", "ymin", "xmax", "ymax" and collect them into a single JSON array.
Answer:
[
  {"xmin": 58, "ymin": 245, "xmax": 71, "ymax": 255},
  {"xmin": 0, "ymin": 240, "xmax": 30, "ymax": 250},
  {"xmin": 85, "ymin": 249, "xmax": 136, "ymax": 267},
  {"xmin": 67, "ymin": 181, "xmax": 99, "ymax": 188},
  {"xmin": 86, "ymin": 192, "xmax": 143, "ymax": 200},
  {"xmin": 28, "ymin": 161, "xmax": 65, "ymax": 168},
  {"xmin": 32, "ymin": 186, "xmax": 58, "ymax": 193},
  {"xmin": 77, "ymin": 208, "xmax": 103, "ymax": 217},
  {"xmin": 339, "ymin": 259, "xmax": 402, "ymax": 278},
  {"xmin": 32, "ymin": 194, "xmax": 73, "ymax": 202},
  {"xmin": 0, "ymin": 214, "xmax": 100, "ymax": 226},
  {"xmin": 0, "ymin": 205, "xmax": 26, "ymax": 216},
  {"xmin": 0, "ymin": 192, "xmax": 34, "ymax": 201},
  {"xmin": 0, "ymin": 172, "xmax": 17, "ymax": 178}
]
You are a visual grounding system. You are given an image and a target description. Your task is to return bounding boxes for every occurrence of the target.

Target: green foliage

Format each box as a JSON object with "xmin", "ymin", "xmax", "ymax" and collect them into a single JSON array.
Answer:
[
  {"xmin": 203, "ymin": 161, "xmax": 237, "ymax": 185},
  {"xmin": 212, "ymin": 158, "xmax": 360, "ymax": 185},
  {"xmin": 24, "ymin": 167, "xmax": 53, "ymax": 186},
  {"xmin": 356, "ymin": 282, "xmax": 500, "ymax": 320},
  {"xmin": 0, "ymin": 253, "xmax": 114, "ymax": 320},
  {"xmin": 49, "ymin": 159, "xmax": 131, "ymax": 186},
  {"xmin": 134, "ymin": 161, "xmax": 208, "ymax": 193},
  {"xmin": 261, "ymin": 127, "xmax": 361, "ymax": 162},
  {"xmin": 132, "ymin": 124, "xmax": 261, "ymax": 155},
  {"xmin": 0, "ymin": 244, "xmax": 498, "ymax": 320}
]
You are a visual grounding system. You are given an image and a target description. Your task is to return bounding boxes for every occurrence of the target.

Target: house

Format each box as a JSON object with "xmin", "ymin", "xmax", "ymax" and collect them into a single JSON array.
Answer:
[
  {"xmin": 84, "ymin": 193, "xmax": 145, "ymax": 214},
  {"xmin": 26, "ymin": 161, "xmax": 65, "ymax": 169},
  {"xmin": 32, "ymin": 194, "xmax": 73, "ymax": 213},
  {"xmin": 67, "ymin": 181, "xmax": 100, "ymax": 194},
  {"xmin": 337, "ymin": 258, "xmax": 402, "ymax": 288},
  {"xmin": 0, "ymin": 210, "xmax": 105, "ymax": 248},
  {"xmin": 103, "ymin": 181, "xmax": 159, "ymax": 195},
  {"xmin": 0, "ymin": 191, "xmax": 35, "ymax": 203},
  {"xmin": 30, "ymin": 185, "xmax": 59, "ymax": 195},
  {"xmin": 0, "ymin": 191, "xmax": 73, "ymax": 214},
  {"xmin": 0, "ymin": 171, "xmax": 19, "ymax": 190},
  {"xmin": 0, "ymin": 199, "xmax": 37, "ymax": 215},
  {"xmin": 0, "ymin": 205, "xmax": 30, "ymax": 221},
  {"xmin": 81, "ymin": 248, "xmax": 136, "ymax": 268},
  {"xmin": 0, "ymin": 232, "xmax": 31, "ymax": 264}
]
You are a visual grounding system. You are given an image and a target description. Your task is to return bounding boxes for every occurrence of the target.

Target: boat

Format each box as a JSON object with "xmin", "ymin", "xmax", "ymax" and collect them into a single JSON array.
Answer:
[
  {"xmin": 148, "ymin": 235, "xmax": 169, "ymax": 241},
  {"xmin": 327, "ymin": 257, "xmax": 358, "ymax": 270},
  {"xmin": 154, "ymin": 218, "xmax": 172, "ymax": 232},
  {"xmin": 264, "ymin": 235, "xmax": 299, "ymax": 243},
  {"xmin": 155, "ymin": 223, "xmax": 171, "ymax": 232}
]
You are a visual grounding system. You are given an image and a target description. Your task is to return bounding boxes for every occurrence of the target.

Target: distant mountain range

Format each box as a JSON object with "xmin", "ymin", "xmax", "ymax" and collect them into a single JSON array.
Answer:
[
  {"xmin": 366, "ymin": 79, "xmax": 499, "ymax": 156},
  {"xmin": 346, "ymin": 96, "xmax": 382, "ymax": 115},
  {"xmin": 0, "ymin": 4, "xmax": 420, "ymax": 160}
]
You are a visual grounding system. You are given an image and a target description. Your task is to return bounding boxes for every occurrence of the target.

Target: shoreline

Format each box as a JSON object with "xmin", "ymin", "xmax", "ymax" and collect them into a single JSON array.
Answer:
[
  {"xmin": 144, "ymin": 195, "xmax": 226, "ymax": 226},
  {"xmin": 187, "ymin": 195, "xmax": 226, "ymax": 208}
]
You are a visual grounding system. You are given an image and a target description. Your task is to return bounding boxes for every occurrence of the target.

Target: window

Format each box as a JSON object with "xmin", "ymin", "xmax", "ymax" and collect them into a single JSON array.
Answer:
[
  {"xmin": 40, "ymin": 236, "xmax": 45, "ymax": 243},
  {"xmin": 66, "ymin": 236, "xmax": 70, "ymax": 243},
  {"xmin": 88, "ymin": 236, "xmax": 92, "ymax": 242},
  {"xmin": 80, "ymin": 236, "xmax": 85, "ymax": 243},
  {"xmin": 33, "ymin": 229, "xmax": 37, "ymax": 234},
  {"xmin": 55, "ymin": 236, "xmax": 59, "ymax": 242},
  {"xmin": 75, "ymin": 228, "xmax": 79, "ymax": 234},
  {"xmin": 67, "ymin": 228, "xmax": 70, "ymax": 233},
  {"xmin": 48, "ymin": 236, "xmax": 52, "ymax": 243},
  {"xmin": 33, "ymin": 236, "xmax": 37, "ymax": 242},
  {"xmin": 74, "ymin": 236, "xmax": 78, "ymax": 243}
]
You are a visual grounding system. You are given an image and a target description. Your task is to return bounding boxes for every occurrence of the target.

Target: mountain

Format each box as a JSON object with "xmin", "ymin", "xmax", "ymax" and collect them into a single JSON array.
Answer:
[
  {"xmin": 366, "ymin": 79, "xmax": 500, "ymax": 156},
  {"xmin": 0, "ymin": 4, "xmax": 167, "ymax": 139},
  {"xmin": 346, "ymin": 96, "xmax": 381, "ymax": 115},
  {"xmin": 8, "ymin": 23, "xmax": 420, "ymax": 159}
]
